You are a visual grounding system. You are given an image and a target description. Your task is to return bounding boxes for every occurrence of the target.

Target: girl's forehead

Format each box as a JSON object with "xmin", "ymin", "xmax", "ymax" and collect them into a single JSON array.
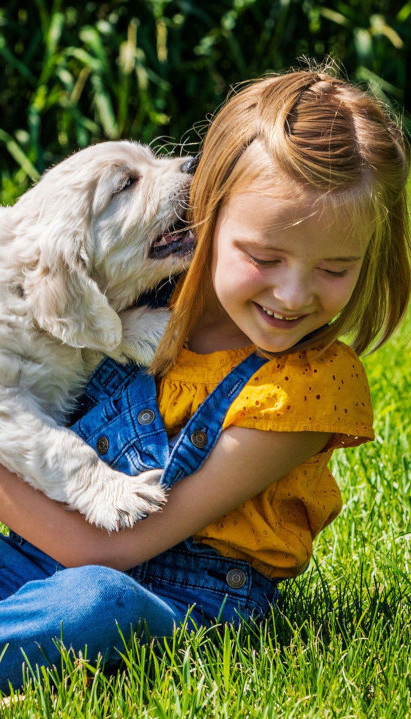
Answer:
[
  {"xmin": 221, "ymin": 187, "xmax": 372, "ymax": 255},
  {"xmin": 225, "ymin": 151, "xmax": 374, "ymax": 221},
  {"xmin": 226, "ymin": 185, "xmax": 347, "ymax": 224}
]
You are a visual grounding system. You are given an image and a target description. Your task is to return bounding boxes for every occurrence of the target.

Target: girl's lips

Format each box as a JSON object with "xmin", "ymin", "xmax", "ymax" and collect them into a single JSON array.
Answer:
[{"xmin": 255, "ymin": 303, "xmax": 307, "ymax": 328}]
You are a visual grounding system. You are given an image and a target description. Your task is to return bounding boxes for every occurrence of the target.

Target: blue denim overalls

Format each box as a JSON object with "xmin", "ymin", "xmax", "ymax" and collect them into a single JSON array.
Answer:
[{"xmin": 0, "ymin": 289, "xmax": 279, "ymax": 692}]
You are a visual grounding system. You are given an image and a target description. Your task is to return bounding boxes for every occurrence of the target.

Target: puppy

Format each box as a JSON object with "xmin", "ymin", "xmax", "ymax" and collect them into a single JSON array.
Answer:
[{"xmin": 0, "ymin": 141, "xmax": 195, "ymax": 530}]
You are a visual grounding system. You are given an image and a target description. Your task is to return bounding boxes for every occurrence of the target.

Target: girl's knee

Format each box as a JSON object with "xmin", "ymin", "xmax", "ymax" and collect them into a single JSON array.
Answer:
[
  {"xmin": 53, "ymin": 565, "xmax": 139, "ymax": 622},
  {"xmin": 40, "ymin": 566, "xmax": 142, "ymax": 664},
  {"xmin": 52, "ymin": 566, "xmax": 180, "ymax": 650}
]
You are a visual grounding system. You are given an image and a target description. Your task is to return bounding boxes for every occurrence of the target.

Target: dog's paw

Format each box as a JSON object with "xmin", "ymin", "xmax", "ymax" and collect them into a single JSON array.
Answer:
[
  {"xmin": 117, "ymin": 306, "xmax": 170, "ymax": 366},
  {"xmin": 75, "ymin": 467, "xmax": 166, "ymax": 531}
]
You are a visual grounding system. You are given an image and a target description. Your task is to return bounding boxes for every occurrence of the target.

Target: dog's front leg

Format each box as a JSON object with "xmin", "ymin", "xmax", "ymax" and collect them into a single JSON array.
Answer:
[
  {"xmin": 113, "ymin": 305, "xmax": 170, "ymax": 366},
  {"xmin": 0, "ymin": 388, "xmax": 165, "ymax": 531}
]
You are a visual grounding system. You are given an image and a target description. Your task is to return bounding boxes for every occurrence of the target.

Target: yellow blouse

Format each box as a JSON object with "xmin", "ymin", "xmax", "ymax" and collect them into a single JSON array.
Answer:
[{"xmin": 157, "ymin": 340, "xmax": 374, "ymax": 579}]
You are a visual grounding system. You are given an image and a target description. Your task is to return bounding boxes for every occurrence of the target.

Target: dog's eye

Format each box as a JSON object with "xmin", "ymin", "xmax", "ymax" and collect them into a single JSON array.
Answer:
[
  {"xmin": 122, "ymin": 176, "xmax": 137, "ymax": 191},
  {"xmin": 116, "ymin": 176, "xmax": 138, "ymax": 194}
]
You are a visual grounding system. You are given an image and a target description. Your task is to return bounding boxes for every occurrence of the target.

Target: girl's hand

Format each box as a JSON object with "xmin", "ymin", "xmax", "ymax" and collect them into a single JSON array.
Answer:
[{"xmin": 0, "ymin": 427, "xmax": 330, "ymax": 570}]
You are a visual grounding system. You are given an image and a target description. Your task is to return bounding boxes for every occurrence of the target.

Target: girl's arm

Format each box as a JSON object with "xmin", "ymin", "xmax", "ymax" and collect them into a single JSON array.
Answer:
[{"xmin": 0, "ymin": 426, "xmax": 330, "ymax": 570}]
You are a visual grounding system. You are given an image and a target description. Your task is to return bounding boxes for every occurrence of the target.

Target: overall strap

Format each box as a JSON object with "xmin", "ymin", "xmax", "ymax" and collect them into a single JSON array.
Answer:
[
  {"xmin": 83, "ymin": 358, "xmax": 142, "ymax": 403},
  {"xmin": 71, "ymin": 367, "xmax": 170, "ymax": 472},
  {"xmin": 162, "ymin": 353, "xmax": 269, "ymax": 488},
  {"xmin": 70, "ymin": 351, "xmax": 269, "ymax": 483}
]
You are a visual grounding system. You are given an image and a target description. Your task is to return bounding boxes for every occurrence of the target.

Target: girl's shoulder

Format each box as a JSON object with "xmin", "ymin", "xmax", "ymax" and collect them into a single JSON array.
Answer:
[
  {"xmin": 259, "ymin": 339, "xmax": 369, "ymax": 390},
  {"xmin": 223, "ymin": 341, "xmax": 374, "ymax": 449}
]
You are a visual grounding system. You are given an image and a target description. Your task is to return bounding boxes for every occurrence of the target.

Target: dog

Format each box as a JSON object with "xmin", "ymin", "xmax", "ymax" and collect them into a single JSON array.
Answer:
[{"xmin": 0, "ymin": 141, "xmax": 195, "ymax": 530}]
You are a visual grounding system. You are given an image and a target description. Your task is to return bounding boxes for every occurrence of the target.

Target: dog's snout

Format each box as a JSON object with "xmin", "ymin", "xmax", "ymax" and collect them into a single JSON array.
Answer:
[{"xmin": 180, "ymin": 154, "xmax": 201, "ymax": 175}]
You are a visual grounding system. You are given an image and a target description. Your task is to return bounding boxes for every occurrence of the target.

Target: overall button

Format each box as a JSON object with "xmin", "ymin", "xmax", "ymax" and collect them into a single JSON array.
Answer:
[
  {"xmin": 190, "ymin": 430, "xmax": 207, "ymax": 448},
  {"xmin": 96, "ymin": 435, "xmax": 109, "ymax": 455},
  {"xmin": 226, "ymin": 568, "xmax": 246, "ymax": 589},
  {"xmin": 137, "ymin": 409, "xmax": 155, "ymax": 425}
]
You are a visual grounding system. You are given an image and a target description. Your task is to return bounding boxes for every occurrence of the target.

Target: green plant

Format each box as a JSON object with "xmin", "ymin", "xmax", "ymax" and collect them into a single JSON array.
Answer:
[{"xmin": 1, "ymin": 1, "xmax": 409, "ymax": 204}]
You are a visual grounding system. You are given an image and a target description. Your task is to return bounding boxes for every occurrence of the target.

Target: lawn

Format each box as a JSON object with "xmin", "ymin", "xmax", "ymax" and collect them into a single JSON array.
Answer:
[{"xmin": 1, "ymin": 314, "xmax": 410, "ymax": 718}]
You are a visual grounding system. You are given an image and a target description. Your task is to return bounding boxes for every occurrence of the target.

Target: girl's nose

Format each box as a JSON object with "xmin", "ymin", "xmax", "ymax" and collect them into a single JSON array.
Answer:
[{"xmin": 272, "ymin": 273, "xmax": 314, "ymax": 312}]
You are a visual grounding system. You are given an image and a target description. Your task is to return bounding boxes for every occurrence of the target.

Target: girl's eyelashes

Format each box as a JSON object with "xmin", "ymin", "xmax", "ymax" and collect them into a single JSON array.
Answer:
[
  {"xmin": 246, "ymin": 249, "xmax": 351, "ymax": 276},
  {"xmin": 248, "ymin": 254, "xmax": 348, "ymax": 277},
  {"xmin": 247, "ymin": 254, "xmax": 280, "ymax": 267},
  {"xmin": 322, "ymin": 268, "xmax": 348, "ymax": 278}
]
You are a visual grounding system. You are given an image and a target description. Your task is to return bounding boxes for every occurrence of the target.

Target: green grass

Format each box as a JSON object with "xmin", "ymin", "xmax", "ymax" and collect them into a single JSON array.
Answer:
[{"xmin": 1, "ymin": 315, "xmax": 410, "ymax": 717}]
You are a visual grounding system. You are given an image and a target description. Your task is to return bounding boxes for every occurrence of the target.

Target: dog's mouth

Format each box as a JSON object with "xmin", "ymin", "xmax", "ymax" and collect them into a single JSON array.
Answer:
[{"xmin": 149, "ymin": 218, "xmax": 195, "ymax": 259}]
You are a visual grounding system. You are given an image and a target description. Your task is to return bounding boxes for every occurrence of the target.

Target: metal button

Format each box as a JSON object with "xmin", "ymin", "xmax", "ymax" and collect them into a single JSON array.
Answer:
[
  {"xmin": 137, "ymin": 409, "xmax": 155, "ymax": 425},
  {"xmin": 190, "ymin": 430, "xmax": 207, "ymax": 448},
  {"xmin": 96, "ymin": 435, "xmax": 109, "ymax": 455},
  {"xmin": 226, "ymin": 568, "xmax": 246, "ymax": 589}
]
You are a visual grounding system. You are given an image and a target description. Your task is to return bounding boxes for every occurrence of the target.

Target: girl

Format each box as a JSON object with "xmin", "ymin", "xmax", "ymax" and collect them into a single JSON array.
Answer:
[{"xmin": 0, "ymin": 68, "xmax": 409, "ymax": 694}]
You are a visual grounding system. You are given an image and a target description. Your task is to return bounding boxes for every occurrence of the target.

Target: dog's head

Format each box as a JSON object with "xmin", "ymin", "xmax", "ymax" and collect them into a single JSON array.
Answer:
[{"xmin": 12, "ymin": 141, "xmax": 195, "ymax": 351}]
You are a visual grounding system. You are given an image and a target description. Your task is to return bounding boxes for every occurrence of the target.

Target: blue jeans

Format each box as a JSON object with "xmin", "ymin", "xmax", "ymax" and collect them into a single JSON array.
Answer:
[
  {"xmin": 0, "ymin": 530, "xmax": 278, "ymax": 694},
  {"xmin": 0, "ymin": 351, "xmax": 280, "ymax": 693}
]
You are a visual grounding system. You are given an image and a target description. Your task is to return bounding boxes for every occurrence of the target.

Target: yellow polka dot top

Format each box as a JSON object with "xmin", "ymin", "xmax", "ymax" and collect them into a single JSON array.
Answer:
[{"xmin": 157, "ymin": 340, "xmax": 374, "ymax": 579}]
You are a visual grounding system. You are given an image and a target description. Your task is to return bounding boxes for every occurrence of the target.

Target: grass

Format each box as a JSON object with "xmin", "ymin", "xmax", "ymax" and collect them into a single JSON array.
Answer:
[{"xmin": 0, "ymin": 315, "xmax": 410, "ymax": 717}]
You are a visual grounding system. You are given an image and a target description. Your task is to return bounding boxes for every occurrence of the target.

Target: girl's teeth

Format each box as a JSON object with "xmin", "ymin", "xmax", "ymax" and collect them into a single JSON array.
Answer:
[{"xmin": 262, "ymin": 307, "xmax": 301, "ymax": 320}]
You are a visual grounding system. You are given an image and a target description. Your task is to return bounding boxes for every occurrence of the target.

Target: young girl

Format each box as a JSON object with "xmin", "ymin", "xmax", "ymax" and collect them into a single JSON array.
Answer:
[{"xmin": 0, "ymin": 68, "xmax": 409, "ymax": 694}]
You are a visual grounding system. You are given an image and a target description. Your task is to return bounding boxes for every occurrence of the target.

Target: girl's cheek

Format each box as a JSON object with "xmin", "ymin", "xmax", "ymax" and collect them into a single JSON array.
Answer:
[
  {"xmin": 328, "ymin": 278, "xmax": 358, "ymax": 312},
  {"xmin": 236, "ymin": 259, "xmax": 265, "ymax": 282},
  {"xmin": 342, "ymin": 271, "xmax": 362, "ymax": 299}
]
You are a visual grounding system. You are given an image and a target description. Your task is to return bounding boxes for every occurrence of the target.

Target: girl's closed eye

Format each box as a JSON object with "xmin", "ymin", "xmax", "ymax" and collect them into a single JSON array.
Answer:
[
  {"xmin": 248, "ymin": 254, "xmax": 350, "ymax": 276},
  {"xmin": 322, "ymin": 268, "xmax": 348, "ymax": 278},
  {"xmin": 248, "ymin": 254, "xmax": 281, "ymax": 267}
]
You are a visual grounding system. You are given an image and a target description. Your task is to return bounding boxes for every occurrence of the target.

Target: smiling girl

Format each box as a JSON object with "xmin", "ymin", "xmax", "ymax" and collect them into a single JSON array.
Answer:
[
  {"xmin": 193, "ymin": 187, "xmax": 369, "ymax": 354},
  {"xmin": 0, "ymin": 67, "xmax": 409, "ymax": 693}
]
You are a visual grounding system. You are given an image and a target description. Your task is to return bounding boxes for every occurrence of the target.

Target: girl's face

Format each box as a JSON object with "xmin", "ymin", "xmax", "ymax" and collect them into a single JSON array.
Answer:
[{"xmin": 209, "ymin": 183, "xmax": 370, "ymax": 353}]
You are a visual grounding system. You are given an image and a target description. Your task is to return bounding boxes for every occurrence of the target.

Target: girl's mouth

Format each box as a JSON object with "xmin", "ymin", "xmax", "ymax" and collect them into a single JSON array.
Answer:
[{"xmin": 255, "ymin": 304, "xmax": 307, "ymax": 328}]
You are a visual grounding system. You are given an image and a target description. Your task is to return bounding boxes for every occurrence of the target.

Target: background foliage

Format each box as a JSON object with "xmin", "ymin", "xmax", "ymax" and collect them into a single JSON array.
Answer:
[{"xmin": 0, "ymin": 0, "xmax": 410, "ymax": 204}]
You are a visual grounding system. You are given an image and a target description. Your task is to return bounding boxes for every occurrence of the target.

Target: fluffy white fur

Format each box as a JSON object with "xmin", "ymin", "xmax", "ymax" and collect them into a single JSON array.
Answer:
[{"xmin": 0, "ymin": 141, "xmax": 193, "ymax": 530}]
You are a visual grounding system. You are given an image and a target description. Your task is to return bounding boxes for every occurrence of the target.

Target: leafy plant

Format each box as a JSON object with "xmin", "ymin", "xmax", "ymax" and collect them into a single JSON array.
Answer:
[{"xmin": 0, "ymin": 1, "xmax": 409, "ymax": 203}]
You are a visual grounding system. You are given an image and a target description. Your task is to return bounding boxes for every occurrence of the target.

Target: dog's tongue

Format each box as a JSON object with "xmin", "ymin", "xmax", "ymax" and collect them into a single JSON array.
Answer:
[
  {"xmin": 153, "ymin": 232, "xmax": 176, "ymax": 247},
  {"xmin": 149, "ymin": 228, "xmax": 194, "ymax": 259}
]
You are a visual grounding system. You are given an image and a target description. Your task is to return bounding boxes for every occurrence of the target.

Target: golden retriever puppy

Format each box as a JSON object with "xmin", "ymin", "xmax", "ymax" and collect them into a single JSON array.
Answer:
[{"xmin": 0, "ymin": 141, "xmax": 195, "ymax": 530}]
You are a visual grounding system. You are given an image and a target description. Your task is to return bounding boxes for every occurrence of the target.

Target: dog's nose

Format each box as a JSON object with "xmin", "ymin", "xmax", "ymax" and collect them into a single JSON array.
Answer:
[{"xmin": 180, "ymin": 154, "xmax": 201, "ymax": 175}]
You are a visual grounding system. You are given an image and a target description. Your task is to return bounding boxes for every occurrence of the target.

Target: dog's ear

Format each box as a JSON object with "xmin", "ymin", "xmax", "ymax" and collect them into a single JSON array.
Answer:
[
  {"xmin": 15, "ymin": 151, "xmax": 123, "ymax": 352},
  {"xmin": 24, "ymin": 258, "xmax": 122, "ymax": 351}
]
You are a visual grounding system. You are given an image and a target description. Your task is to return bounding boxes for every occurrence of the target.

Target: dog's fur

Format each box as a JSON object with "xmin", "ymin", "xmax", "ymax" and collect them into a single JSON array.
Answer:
[{"xmin": 0, "ymin": 141, "xmax": 194, "ymax": 530}]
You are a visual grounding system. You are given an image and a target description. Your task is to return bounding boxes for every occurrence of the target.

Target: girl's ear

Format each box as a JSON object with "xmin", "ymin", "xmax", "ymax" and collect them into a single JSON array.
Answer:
[{"xmin": 24, "ymin": 258, "xmax": 122, "ymax": 351}]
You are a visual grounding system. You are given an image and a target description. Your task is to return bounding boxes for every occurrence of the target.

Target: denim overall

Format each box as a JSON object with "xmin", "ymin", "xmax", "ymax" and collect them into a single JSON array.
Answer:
[{"xmin": 0, "ymin": 344, "xmax": 279, "ymax": 693}]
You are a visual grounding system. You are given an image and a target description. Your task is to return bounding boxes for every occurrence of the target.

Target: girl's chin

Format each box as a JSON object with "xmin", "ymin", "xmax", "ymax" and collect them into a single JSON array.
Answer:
[
  {"xmin": 251, "ymin": 328, "xmax": 313, "ymax": 353},
  {"xmin": 257, "ymin": 340, "xmax": 300, "ymax": 353}
]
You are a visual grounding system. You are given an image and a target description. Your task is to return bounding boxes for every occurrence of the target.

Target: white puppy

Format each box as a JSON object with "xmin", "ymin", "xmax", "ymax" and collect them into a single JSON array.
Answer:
[{"xmin": 0, "ymin": 141, "xmax": 195, "ymax": 530}]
